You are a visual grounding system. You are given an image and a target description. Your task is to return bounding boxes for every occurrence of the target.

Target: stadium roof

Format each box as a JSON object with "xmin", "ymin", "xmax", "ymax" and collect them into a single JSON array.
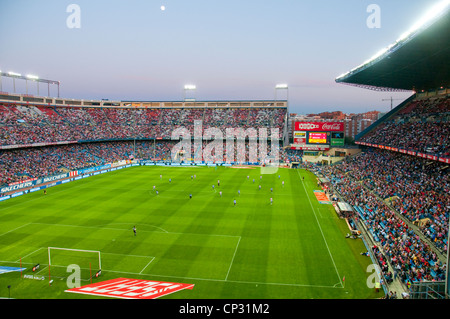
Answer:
[{"xmin": 335, "ymin": 2, "xmax": 450, "ymax": 92}]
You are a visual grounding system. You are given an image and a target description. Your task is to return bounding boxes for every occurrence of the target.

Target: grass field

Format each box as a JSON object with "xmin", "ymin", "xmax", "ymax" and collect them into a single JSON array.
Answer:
[{"xmin": 0, "ymin": 165, "xmax": 379, "ymax": 299}]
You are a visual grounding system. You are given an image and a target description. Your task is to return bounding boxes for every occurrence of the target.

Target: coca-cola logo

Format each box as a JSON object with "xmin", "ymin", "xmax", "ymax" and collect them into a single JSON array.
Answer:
[
  {"xmin": 321, "ymin": 123, "xmax": 342, "ymax": 131},
  {"xmin": 296, "ymin": 122, "xmax": 343, "ymax": 131}
]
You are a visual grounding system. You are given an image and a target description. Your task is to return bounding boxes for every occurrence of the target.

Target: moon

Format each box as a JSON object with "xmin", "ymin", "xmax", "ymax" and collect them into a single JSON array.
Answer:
[{"xmin": 160, "ymin": 5, "xmax": 166, "ymax": 11}]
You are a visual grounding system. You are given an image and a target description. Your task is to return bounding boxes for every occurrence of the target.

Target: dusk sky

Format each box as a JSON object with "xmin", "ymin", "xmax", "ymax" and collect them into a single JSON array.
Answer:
[{"xmin": 0, "ymin": 0, "xmax": 439, "ymax": 114}]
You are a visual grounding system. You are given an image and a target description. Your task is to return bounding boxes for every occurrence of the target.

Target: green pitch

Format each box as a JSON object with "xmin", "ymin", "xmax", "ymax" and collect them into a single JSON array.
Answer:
[{"xmin": 0, "ymin": 166, "xmax": 378, "ymax": 299}]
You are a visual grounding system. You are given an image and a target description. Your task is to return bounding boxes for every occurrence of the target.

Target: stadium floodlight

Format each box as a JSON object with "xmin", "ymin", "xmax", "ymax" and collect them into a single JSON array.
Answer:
[
  {"xmin": 336, "ymin": 71, "xmax": 350, "ymax": 80},
  {"xmin": 274, "ymin": 83, "xmax": 289, "ymax": 105},
  {"xmin": 361, "ymin": 44, "xmax": 395, "ymax": 66},
  {"xmin": 397, "ymin": 0, "xmax": 449, "ymax": 42},
  {"xmin": 336, "ymin": 0, "xmax": 449, "ymax": 82},
  {"xmin": 0, "ymin": 70, "xmax": 60, "ymax": 97},
  {"xmin": 184, "ymin": 84, "xmax": 196, "ymax": 90},
  {"xmin": 183, "ymin": 84, "xmax": 196, "ymax": 101}
]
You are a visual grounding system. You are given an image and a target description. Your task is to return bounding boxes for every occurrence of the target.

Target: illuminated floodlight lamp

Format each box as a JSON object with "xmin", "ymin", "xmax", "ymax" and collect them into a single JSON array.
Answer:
[
  {"xmin": 184, "ymin": 84, "xmax": 196, "ymax": 90},
  {"xmin": 275, "ymin": 83, "xmax": 289, "ymax": 102},
  {"xmin": 26, "ymin": 74, "xmax": 39, "ymax": 80},
  {"xmin": 336, "ymin": 0, "xmax": 449, "ymax": 82},
  {"xmin": 363, "ymin": 47, "xmax": 389, "ymax": 65},
  {"xmin": 183, "ymin": 84, "xmax": 196, "ymax": 101},
  {"xmin": 8, "ymin": 71, "xmax": 21, "ymax": 77},
  {"xmin": 275, "ymin": 84, "xmax": 288, "ymax": 89},
  {"xmin": 397, "ymin": 0, "xmax": 449, "ymax": 42},
  {"xmin": 336, "ymin": 72, "xmax": 350, "ymax": 80}
]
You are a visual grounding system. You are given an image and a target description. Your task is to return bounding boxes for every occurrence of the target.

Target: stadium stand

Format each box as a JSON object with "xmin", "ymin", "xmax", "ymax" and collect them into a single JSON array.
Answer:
[
  {"xmin": 332, "ymin": 4, "xmax": 449, "ymax": 298},
  {"xmin": 0, "ymin": 103, "xmax": 286, "ymax": 146},
  {"xmin": 317, "ymin": 149, "xmax": 448, "ymax": 287},
  {"xmin": 0, "ymin": 102, "xmax": 288, "ymax": 187},
  {"xmin": 359, "ymin": 96, "xmax": 449, "ymax": 157}
]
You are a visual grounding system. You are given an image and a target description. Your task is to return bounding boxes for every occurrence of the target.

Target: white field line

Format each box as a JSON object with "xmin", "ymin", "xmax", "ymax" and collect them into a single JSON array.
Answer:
[
  {"xmin": 0, "ymin": 173, "xmax": 105, "ymax": 212},
  {"xmin": 0, "ymin": 223, "xmax": 31, "ymax": 237},
  {"xmin": 15, "ymin": 247, "xmax": 44, "ymax": 262},
  {"xmin": 1, "ymin": 189, "xmax": 344, "ymax": 290},
  {"xmin": 297, "ymin": 170, "xmax": 344, "ymax": 288},
  {"xmin": 225, "ymin": 236, "xmax": 241, "ymax": 281},
  {"xmin": 31, "ymin": 222, "xmax": 240, "ymax": 239},
  {"xmin": 139, "ymin": 257, "xmax": 156, "ymax": 274}
]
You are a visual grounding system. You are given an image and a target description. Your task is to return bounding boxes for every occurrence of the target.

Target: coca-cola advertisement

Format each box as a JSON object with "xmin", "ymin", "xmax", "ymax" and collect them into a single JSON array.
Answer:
[{"xmin": 295, "ymin": 122, "xmax": 344, "ymax": 132}]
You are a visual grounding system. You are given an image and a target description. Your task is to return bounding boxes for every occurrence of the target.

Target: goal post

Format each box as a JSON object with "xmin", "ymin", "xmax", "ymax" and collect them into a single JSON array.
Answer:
[
  {"xmin": 173, "ymin": 149, "xmax": 186, "ymax": 162},
  {"xmin": 47, "ymin": 247, "xmax": 101, "ymax": 280},
  {"xmin": 48, "ymin": 247, "xmax": 101, "ymax": 269}
]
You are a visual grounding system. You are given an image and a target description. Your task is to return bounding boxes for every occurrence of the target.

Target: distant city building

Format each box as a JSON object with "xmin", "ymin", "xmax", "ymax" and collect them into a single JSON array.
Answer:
[{"xmin": 289, "ymin": 110, "xmax": 381, "ymax": 140}]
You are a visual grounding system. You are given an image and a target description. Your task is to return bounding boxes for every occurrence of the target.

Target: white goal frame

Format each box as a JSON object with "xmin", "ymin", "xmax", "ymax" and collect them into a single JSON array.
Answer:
[{"xmin": 48, "ymin": 247, "xmax": 102, "ymax": 270}]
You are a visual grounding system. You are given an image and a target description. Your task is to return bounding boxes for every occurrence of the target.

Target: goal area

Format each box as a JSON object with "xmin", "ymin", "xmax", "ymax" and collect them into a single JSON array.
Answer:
[{"xmin": 47, "ymin": 247, "xmax": 101, "ymax": 281}]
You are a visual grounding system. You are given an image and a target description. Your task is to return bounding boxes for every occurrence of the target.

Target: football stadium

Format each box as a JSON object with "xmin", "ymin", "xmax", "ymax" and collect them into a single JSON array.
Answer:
[{"xmin": 0, "ymin": 1, "xmax": 449, "ymax": 306}]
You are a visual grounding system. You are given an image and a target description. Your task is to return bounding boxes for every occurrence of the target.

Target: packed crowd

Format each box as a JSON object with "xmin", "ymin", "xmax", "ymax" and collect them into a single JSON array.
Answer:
[
  {"xmin": 0, "ymin": 139, "xmax": 299, "ymax": 186},
  {"xmin": 0, "ymin": 141, "xmax": 170, "ymax": 185},
  {"xmin": 360, "ymin": 96, "xmax": 449, "ymax": 157},
  {"xmin": 317, "ymin": 149, "xmax": 448, "ymax": 286},
  {"xmin": 0, "ymin": 104, "xmax": 287, "ymax": 146}
]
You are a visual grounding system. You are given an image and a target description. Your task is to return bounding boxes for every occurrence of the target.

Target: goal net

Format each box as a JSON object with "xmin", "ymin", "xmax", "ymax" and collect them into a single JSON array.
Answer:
[
  {"xmin": 173, "ymin": 149, "xmax": 186, "ymax": 162},
  {"xmin": 260, "ymin": 155, "xmax": 279, "ymax": 175},
  {"xmin": 48, "ymin": 247, "xmax": 101, "ymax": 281}
]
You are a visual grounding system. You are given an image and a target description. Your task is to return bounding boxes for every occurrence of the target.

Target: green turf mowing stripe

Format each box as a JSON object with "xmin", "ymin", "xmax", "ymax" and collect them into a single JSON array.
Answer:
[{"xmin": 0, "ymin": 166, "xmax": 378, "ymax": 299}]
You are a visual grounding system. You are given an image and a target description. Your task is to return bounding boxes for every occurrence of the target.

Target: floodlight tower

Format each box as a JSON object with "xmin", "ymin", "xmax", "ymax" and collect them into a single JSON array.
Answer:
[
  {"xmin": 8, "ymin": 71, "xmax": 21, "ymax": 93},
  {"xmin": 274, "ymin": 83, "xmax": 288, "ymax": 102},
  {"xmin": 0, "ymin": 70, "xmax": 60, "ymax": 97},
  {"xmin": 275, "ymin": 84, "xmax": 289, "ymax": 147},
  {"xmin": 26, "ymin": 74, "xmax": 39, "ymax": 95},
  {"xmin": 183, "ymin": 84, "xmax": 196, "ymax": 101}
]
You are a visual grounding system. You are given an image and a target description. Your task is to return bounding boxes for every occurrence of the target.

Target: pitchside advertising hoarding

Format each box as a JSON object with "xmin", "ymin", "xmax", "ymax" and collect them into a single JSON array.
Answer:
[
  {"xmin": 356, "ymin": 141, "xmax": 450, "ymax": 164},
  {"xmin": 292, "ymin": 122, "xmax": 345, "ymax": 150}
]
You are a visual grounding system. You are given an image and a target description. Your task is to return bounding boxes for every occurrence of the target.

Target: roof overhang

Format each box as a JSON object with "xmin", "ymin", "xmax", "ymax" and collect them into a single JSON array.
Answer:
[{"xmin": 335, "ymin": 3, "xmax": 450, "ymax": 92}]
